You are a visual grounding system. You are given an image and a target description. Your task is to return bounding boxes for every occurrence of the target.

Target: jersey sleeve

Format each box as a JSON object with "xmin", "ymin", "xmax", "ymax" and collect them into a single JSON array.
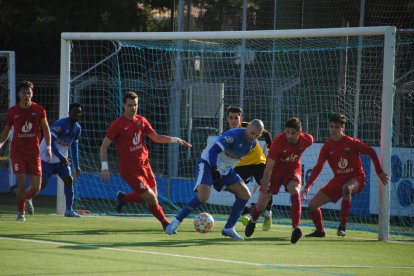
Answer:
[
  {"xmin": 5, "ymin": 108, "xmax": 13, "ymax": 127},
  {"xmin": 302, "ymin": 132, "xmax": 314, "ymax": 148},
  {"xmin": 105, "ymin": 120, "xmax": 120, "ymax": 141},
  {"xmin": 50, "ymin": 119, "xmax": 64, "ymax": 138},
  {"xmin": 142, "ymin": 117, "xmax": 155, "ymax": 135},
  {"xmin": 305, "ymin": 143, "xmax": 329, "ymax": 190},
  {"xmin": 267, "ymin": 134, "xmax": 283, "ymax": 161},
  {"xmin": 353, "ymin": 138, "xmax": 383, "ymax": 175},
  {"xmin": 39, "ymin": 105, "xmax": 47, "ymax": 119},
  {"xmin": 71, "ymin": 126, "xmax": 81, "ymax": 169},
  {"xmin": 215, "ymin": 133, "xmax": 236, "ymax": 151}
]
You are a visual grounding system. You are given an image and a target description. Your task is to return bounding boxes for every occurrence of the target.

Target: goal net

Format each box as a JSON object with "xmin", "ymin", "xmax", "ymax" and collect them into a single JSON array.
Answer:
[
  {"xmin": 0, "ymin": 51, "xmax": 15, "ymax": 193},
  {"xmin": 60, "ymin": 27, "xmax": 412, "ymax": 240}
]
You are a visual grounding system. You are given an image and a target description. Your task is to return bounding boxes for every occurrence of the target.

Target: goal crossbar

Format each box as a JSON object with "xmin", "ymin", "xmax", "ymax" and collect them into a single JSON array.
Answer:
[{"xmin": 62, "ymin": 26, "xmax": 394, "ymax": 41}]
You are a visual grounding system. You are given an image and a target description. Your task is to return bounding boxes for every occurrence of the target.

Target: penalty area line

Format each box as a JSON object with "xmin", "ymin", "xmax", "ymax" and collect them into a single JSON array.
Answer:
[{"xmin": 1, "ymin": 236, "xmax": 414, "ymax": 273}]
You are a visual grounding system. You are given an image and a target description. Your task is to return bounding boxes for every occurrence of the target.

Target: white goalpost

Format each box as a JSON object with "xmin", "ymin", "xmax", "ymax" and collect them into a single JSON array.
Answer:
[
  {"xmin": 60, "ymin": 26, "xmax": 396, "ymax": 240},
  {"xmin": 0, "ymin": 51, "xmax": 16, "ymax": 192}
]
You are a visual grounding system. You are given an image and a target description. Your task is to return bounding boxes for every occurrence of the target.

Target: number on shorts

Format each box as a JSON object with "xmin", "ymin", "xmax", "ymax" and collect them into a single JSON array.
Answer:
[{"xmin": 14, "ymin": 163, "xmax": 19, "ymax": 171}]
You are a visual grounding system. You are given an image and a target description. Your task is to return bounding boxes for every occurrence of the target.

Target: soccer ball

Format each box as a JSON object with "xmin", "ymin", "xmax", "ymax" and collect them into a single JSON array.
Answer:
[{"xmin": 193, "ymin": 212, "xmax": 214, "ymax": 233}]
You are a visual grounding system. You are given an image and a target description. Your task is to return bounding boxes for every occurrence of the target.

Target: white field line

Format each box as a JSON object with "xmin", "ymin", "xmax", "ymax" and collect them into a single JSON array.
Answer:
[{"xmin": 0, "ymin": 236, "xmax": 413, "ymax": 271}]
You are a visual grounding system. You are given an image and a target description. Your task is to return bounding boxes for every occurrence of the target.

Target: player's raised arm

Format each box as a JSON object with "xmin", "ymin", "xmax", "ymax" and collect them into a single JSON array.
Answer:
[
  {"xmin": 301, "ymin": 145, "xmax": 328, "ymax": 199},
  {"xmin": 354, "ymin": 139, "xmax": 390, "ymax": 185},
  {"xmin": 147, "ymin": 131, "xmax": 192, "ymax": 147},
  {"xmin": 99, "ymin": 137, "xmax": 112, "ymax": 181},
  {"xmin": 260, "ymin": 158, "xmax": 276, "ymax": 193}
]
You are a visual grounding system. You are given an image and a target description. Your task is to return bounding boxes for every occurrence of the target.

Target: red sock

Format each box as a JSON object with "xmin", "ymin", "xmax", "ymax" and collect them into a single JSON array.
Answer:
[
  {"xmin": 124, "ymin": 192, "xmax": 144, "ymax": 203},
  {"xmin": 290, "ymin": 194, "xmax": 301, "ymax": 228},
  {"xmin": 340, "ymin": 199, "xmax": 351, "ymax": 228},
  {"xmin": 310, "ymin": 208, "xmax": 324, "ymax": 232},
  {"xmin": 251, "ymin": 205, "xmax": 261, "ymax": 222},
  {"xmin": 148, "ymin": 203, "xmax": 169, "ymax": 228},
  {"xmin": 17, "ymin": 198, "xmax": 25, "ymax": 213}
]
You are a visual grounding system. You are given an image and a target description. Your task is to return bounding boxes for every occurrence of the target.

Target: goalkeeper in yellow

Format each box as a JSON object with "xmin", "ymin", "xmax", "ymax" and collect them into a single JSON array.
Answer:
[{"xmin": 223, "ymin": 106, "xmax": 273, "ymax": 231}]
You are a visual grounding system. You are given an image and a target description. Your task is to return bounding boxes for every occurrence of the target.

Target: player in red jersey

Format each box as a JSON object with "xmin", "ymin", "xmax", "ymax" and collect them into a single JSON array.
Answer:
[
  {"xmin": 100, "ymin": 92, "xmax": 191, "ymax": 230},
  {"xmin": 0, "ymin": 81, "xmax": 52, "ymax": 221},
  {"xmin": 301, "ymin": 114, "xmax": 389, "ymax": 237},
  {"xmin": 245, "ymin": 118, "xmax": 313, "ymax": 244}
]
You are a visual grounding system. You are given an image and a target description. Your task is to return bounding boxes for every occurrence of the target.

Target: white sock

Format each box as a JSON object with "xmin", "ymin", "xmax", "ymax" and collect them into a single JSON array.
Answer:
[{"xmin": 264, "ymin": 210, "xmax": 272, "ymax": 218}]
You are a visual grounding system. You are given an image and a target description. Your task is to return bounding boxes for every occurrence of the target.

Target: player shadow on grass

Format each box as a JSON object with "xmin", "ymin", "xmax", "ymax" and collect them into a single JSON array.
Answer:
[{"xmin": 58, "ymin": 238, "xmax": 239, "ymax": 250}]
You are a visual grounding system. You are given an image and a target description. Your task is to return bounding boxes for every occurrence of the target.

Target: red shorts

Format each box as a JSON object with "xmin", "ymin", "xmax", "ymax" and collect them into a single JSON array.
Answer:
[
  {"xmin": 10, "ymin": 153, "xmax": 42, "ymax": 176},
  {"xmin": 261, "ymin": 169, "xmax": 302, "ymax": 195},
  {"xmin": 120, "ymin": 163, "xmax": 156, "ymax": 195},
  {"xmin": 319, "ymin": 174, "xmax": 366, "ymax": 203}
]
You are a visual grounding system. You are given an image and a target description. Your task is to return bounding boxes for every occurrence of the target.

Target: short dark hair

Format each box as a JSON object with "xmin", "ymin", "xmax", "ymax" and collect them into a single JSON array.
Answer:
[
  {"xmin": 122, "ymin": 92, "xmax": 138, "ymax": 104},
  {"xmin": 69, "ymin": 103, "xmax": 82, "ymax": 112},
  {"xmin": 17, "ymin": 80, "xmax": 34, "ymax": 92},
  {"xmin": 227, "ymin": 105, "xmax": 243, "ymax": 116},
  {"xmin": 285, "ymin": 117, "xmax": 302, "ymax": 132},
  {"xmin": 329, "ymin": 113, "xmax": 346, "ymax": 126}
]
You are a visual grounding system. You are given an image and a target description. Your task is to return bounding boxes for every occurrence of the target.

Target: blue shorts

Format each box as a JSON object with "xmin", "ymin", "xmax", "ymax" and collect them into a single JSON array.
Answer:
[
  {"xmin": 41, "ymin": 160, "xmax": 71, "ymax": 180},
  {"xmin": 194, "ymin": 160, "xmax": 242, "ymax": 192}
]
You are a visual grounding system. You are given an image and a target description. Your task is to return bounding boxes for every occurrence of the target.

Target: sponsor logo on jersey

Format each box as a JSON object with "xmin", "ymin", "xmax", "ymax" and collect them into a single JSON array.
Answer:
[
  {"xmin": 130, "ymin": 132, "xmax": 143, "ymax": 152},
  {"xmin": 31, "ymin": 112, "xmax": 37, "ymax": 117},
  {"xmin": 336, "ymin": 157, "xmax": 354, "ymax": 174},
  {"xmin": 136, "ymin": 122, "xmax": 142, "ymax": 127},
  {"xmin": 223, "ymin": 136, "xmax": 234, "ymax": 144},
  {"xmin": 21, "ymin": 121, "xmax": 33, "ymax": 133},
  {"xmin": 53, "ymin": 126, "xmax": 62, "ymax": 133},
  {"xmin": 282, "ymin": 153, "xmax": 298, "ymax": 162},
  {"xmin": 133, "ymin": 132, "xmax": 140, "ymax": 145},
  {"xmin": 338, "ymin": 157, "xmax": 348, "ymax": 169}
]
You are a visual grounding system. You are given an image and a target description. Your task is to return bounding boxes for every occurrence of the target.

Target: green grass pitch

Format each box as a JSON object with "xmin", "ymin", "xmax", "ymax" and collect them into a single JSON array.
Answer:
[{"xmin": 0, "ymin": 195, "xmax": 413, "ymax": 276}]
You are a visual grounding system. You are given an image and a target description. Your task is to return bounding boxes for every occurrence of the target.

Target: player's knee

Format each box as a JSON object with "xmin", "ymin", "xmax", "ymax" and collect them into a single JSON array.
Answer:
[
  {"xmin": 342, "ymin": 186, "xmax": 352, "ymax": 196},
  {"xmin": 63, "ymin": 175, "xmax": 73, "ymax": 186},
  {"xmin": 198, "ymin": 193, "xmax": 209, "ymax": 203},
  {"xmin": 237, "ymin": 188, "xmax": 251, "ymax": 201},
  {"xmin": 31, "ymin": 185, "xmax": 42, "ymax": 194},
  {"xmin": 308, "ymin": 201, "xmax": 317, "ymax": 211}
]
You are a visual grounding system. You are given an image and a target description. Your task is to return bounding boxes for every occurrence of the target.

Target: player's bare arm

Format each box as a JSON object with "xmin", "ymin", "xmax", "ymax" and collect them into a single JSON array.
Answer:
[
  {"xmin": 378, "ymin": 172, "xmax": 390, "ymax": 185},
  {"xmin": 0, "ymin": 125, "xmax": 12, "ymax": 150},
  {"xmin": 40, "ymin": 117, "xmax": 52, "ymax": 161},
  {"xmin": 99, "ymin": 137, "xmax": 112, "ymax": 181},
  {"xmin": 147, "ymin": 131, "xmax": 192, "ymax": 147},
  {"xmin": 260, "ymin": 158, "xmax": 276, "ymax": 193}
]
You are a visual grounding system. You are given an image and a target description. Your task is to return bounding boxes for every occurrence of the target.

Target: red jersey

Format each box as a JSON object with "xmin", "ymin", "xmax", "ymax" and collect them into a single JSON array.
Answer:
[
  {"xmin": 267, "ymin": 132, "xmax": 314, "ymax": 174},
  {"xmin": 105, "ymin": 115, "xmax": 155, "ymax": 170},
  {"xmin": 6, "ymin": 102, "xmax": 46, "ymax": 157},
  {"xmin": 305, "ymin": 135, "xmax": 383, "ymax": 190}
]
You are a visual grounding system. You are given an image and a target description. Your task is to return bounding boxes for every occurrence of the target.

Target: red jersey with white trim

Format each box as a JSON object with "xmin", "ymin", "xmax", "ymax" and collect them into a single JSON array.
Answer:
[
  {"xmin": 267, "ymin": 132, "xmax": 314, "ymax": 174},
  {"xmin": 305, "ymin": 135, "xmax": 383, "ymax": 190},
  {"xmin": 6, "ymin": 102, "xmax": 46, "ymax": 157},
  {"xmin": 105, "ymin": 115, "xmax": 155, "ymax": 169}
]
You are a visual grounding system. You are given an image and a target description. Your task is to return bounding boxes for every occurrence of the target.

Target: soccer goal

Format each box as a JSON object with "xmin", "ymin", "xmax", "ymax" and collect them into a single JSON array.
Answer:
[
  {"xmin": 0, "ymin": 51, "xmax": 16, "ymax": 192},
  {"xmin": 60, "ymin": 26, "xmax": 406, "ymax": 241}
]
